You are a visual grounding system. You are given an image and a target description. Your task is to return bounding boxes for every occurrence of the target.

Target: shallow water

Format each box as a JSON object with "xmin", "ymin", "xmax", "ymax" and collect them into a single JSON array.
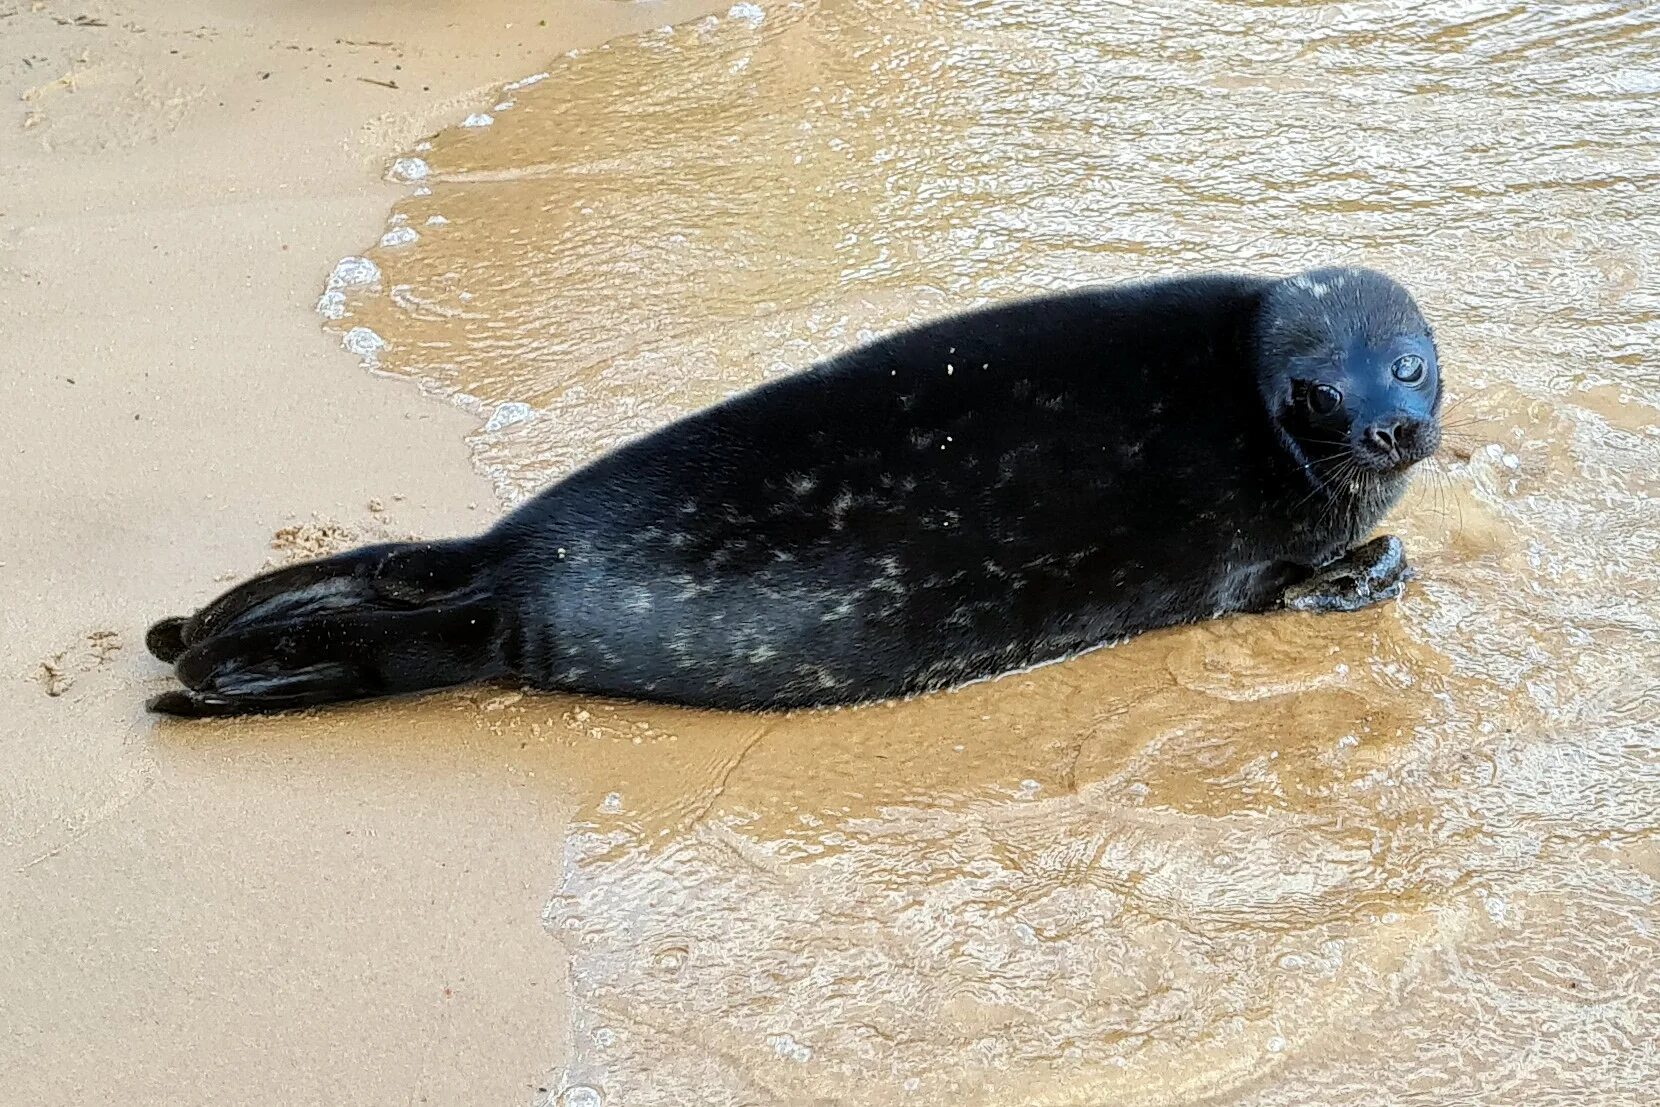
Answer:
[{"xmin": 325, "ymin": 1, "xmax": 1658, "ymax": 1102}]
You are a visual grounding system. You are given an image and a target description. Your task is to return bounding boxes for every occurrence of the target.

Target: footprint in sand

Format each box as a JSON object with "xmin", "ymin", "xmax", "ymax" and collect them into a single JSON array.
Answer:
[{"xmin": 36, "ymin": 629, "xmax": 124, "ymax": 697}]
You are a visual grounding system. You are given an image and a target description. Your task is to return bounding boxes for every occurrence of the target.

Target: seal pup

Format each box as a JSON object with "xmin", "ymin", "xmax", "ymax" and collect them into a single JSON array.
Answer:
[{"xmin": 146, "ymin": 266, "xmax": 1441, "ymax": 717}]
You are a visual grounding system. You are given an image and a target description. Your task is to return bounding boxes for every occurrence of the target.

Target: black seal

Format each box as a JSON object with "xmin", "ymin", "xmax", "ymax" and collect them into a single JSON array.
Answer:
[{"xmin": 147, "ymin": 267, "xmax": 1441, "ymax": 716}]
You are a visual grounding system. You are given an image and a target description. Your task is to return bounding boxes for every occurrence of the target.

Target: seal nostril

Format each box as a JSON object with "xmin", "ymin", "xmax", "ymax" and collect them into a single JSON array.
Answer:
[
  {"xmin": 1366, "ymin": 423, "xmax": 1398, "ymax": 454},
  {"xmin": 1396, "ymin": 420, "xmax": 1421, "ymax": 454}
]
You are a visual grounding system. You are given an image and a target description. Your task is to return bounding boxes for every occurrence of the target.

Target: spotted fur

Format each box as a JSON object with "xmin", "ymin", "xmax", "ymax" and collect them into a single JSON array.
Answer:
[{"xmin": 147, "ymin": 268, "xmax": 1440, "ymax": 716}]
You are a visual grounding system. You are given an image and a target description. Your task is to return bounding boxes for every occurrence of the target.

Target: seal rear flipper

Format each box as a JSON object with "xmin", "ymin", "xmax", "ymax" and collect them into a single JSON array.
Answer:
[
  {"xmin": 147, "ymin": 539, "xmax": 489, "ymax": 662},
  {"xmin": 146, "ymin": 616, "xmax": 191, "ymax": 663},
  {"xmin": 155, "ymin": 597, "xmax": 507, "ymax": 716},
  {"xmin": 147, "ymin": 682, "xmax": 353, "ymax": 718}
]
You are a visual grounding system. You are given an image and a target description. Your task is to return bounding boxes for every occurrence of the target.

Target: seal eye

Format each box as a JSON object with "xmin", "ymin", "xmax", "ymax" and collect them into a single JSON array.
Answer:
[
  {"xmin": 1306, "ymin": 383, "xmax": 1343, "ymax": 417},
  {"xmin": 1392, "ymin": 354, "xmax": 1427, "ymax": 384}
]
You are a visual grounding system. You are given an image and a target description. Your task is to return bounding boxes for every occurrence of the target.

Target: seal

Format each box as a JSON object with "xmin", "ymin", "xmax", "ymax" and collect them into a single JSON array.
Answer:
[{"xmin": 145, "ymin": 266, "xmax": 1442, "ymax": 717}]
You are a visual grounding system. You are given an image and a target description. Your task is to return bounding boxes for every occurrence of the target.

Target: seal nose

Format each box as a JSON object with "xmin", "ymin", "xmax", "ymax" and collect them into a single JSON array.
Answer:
[{"xmin": 1363, "ymin": 416, "xmax": 1426, "ymax": 465}]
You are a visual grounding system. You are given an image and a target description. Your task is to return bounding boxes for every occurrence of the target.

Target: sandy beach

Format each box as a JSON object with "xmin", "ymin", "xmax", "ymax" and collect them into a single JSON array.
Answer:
[{"xmin": 1, "ymin": 3, "xmax": 721, "ymax": 1103}]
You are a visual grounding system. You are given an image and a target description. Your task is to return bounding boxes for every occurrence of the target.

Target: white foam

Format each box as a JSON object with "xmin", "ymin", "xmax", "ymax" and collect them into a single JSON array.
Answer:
[
  {"xmin": 462, "ymin": 112, "xmax": 494, "ymax": 128},
  {"xmin": 767, "ymin": 1031, "xmax": 813, "ymax": 1063},
  {"xmin": 316, "ymin": 256, "xmax": 381, "ymax": 318},
  {"xmin": 326, "ymin": 256, "xmax": 381, "ymax": 289},
  {"xmin": 389, "ymin": 156, "xmax": 430, "ymax": 182},
  {"xmin": 484, "ymin": 401, "xmax": 536, "ymax": 433},
  {"xmin": 424, "ymin": 214, "xmax": 450, "ymax": 226},
  {"xmin": 729, "ymin": 2, "xmax": 766, "ymax": 24},
  {"xmin": 316, "ymin": 290, "xmax": 346, "ymax": 320},
  {"xmin": 379, "ymin": 226, "xmax": 419, "ymax": 248},
  {"xmin": 506, "ymin": 72, "xmax": 549, "ymax": 90},
  {"xmin": 342, "ymin": 326, "xmax": 388, "ymax": 365}
]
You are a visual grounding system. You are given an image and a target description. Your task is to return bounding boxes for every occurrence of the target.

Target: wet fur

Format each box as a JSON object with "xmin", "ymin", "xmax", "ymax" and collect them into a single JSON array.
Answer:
[{"xmin": 148, "ymin": 267, "xmax": 1441, "ymax": 716}]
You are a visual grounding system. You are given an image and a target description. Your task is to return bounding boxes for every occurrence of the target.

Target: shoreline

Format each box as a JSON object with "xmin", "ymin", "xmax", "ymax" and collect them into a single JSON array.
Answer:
[{"xmin": 1, "ymin": 3, "xmax": 723, "ymax": 1102}]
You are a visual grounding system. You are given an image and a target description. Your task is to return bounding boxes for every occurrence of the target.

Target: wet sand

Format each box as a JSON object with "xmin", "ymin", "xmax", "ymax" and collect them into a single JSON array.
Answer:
[
  {"xmin": 0, "ymin": 2, "xmax": 723, "ymax": 1103},
  {"xmin": 330, "ymin": 2, "xmax": 1660, "ymax": 1104}
]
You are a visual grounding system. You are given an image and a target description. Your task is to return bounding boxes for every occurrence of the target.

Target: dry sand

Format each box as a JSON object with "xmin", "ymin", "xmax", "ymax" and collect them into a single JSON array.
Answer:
[{"xmin": 0, "ymin": 3, "xmax": 720, "ymax": 1103}]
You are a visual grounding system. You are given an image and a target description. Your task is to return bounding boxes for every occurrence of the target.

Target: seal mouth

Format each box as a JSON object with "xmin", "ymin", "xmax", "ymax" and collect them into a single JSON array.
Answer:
[
  {"xmin": 1351, "ymin": 452, "xmax": 1425, "ymax": 478},
  {"xmin": 1347, "ymin": 428, "xmax": 1440, "ymax": 474},
  {"xmin": 1383, "ymin": 449, "xmax": 1428, "ymax": 471},
  {"xmin": 1351, "ymin": 415, "xmax": 1440, "ymax": 476},
  {"xmin": 1322, "ymin": 444, "xmax": 1431, "ymax": 493}
]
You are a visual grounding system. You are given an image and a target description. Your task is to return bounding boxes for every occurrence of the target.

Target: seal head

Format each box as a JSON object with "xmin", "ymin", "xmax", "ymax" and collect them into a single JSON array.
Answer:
[{"xmin": 1256, "ymin": 267, "xmax": 1442, "ymax": 510}]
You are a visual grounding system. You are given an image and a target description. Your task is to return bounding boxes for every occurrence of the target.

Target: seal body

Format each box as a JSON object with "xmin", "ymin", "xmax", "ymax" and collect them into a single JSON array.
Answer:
[{"xmin": 147, "ymin": 267, "xmax": 1442, "ymax": 716}]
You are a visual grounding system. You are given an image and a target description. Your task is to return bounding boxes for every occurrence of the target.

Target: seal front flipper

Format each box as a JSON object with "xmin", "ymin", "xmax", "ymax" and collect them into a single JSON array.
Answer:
[{"xmin": 1281, "ymin": 535, "xmax": 1414, "ymax": 614}]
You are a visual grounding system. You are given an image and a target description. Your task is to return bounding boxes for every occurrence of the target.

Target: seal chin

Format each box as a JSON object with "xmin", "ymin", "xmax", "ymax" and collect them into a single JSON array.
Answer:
[{"xmin": 1308, "ymin": 446, "xmax": 1416, "ymax": 507}]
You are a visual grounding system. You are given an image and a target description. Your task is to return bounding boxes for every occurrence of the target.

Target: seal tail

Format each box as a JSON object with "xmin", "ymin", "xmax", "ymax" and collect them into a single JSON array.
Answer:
[{"xmin": 145, "ymin": 539, "xmax": 505, "ymax": 717}]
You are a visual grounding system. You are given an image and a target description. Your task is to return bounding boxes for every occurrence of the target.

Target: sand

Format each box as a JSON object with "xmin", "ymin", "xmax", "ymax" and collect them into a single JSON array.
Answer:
[{"xmin": 0, "ymin": 3, "xmax": 721, "ymax": 1103}]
